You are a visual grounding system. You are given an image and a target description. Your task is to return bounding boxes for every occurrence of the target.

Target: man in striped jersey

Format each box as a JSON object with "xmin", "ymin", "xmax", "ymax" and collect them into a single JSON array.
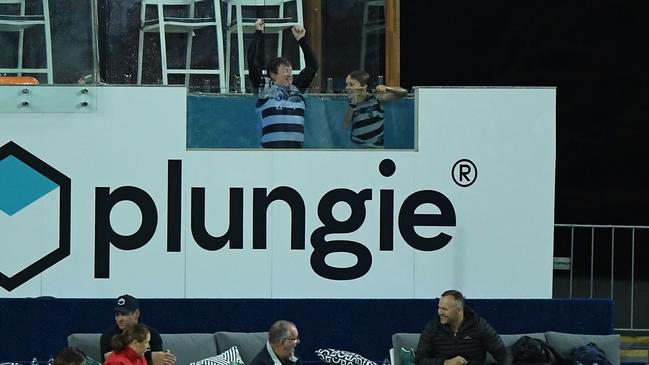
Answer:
[{"xmin": 247, "ymin": 19, "xmax": 318, "ymax": 148}]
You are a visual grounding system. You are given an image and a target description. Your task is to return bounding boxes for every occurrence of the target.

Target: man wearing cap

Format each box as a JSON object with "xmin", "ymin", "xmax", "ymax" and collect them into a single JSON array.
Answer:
[
  {"xmin": 415, "ymin": 290, "xmax": 511, "ymax": 365},
  {"xmin": 100, "ymin": 294, "xmax": 176, "ymax": 365}
]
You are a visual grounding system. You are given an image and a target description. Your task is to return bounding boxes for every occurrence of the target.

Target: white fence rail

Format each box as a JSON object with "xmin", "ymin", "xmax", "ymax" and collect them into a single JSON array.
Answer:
[{"xmin": 554, "ymin": 224, "xmax": 649, "ymax": 332}]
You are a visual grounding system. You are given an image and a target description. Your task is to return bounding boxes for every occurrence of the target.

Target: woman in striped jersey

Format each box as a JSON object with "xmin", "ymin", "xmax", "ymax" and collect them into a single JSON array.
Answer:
[{"xmin": 342, "ymin": 70, "xmax": 408, "ymax": 148}]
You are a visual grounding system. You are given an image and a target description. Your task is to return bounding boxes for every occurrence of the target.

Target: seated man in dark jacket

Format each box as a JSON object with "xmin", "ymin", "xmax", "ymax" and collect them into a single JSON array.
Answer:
[
  {"xmin": 249, "ymin": 320, "xmax": 302, "ymax": 365},
  {"xmin": 415, "ymin": 290, "xmax": 512, "ymax": 365}
]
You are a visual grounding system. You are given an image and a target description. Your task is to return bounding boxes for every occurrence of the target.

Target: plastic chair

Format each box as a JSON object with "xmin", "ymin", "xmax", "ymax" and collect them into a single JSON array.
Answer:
[
  {"xmin": 360, "ymin": 0, "xmax": 385, "ymax": 70},
  {"xmin": 0, "ymin": 0, "xmax": 53, "ymax": 84},
  {"xmin": 137, "ymin": 0, "xmax": 226, "ymax": 91},
  {"xmin": 222, "ymin": 0, "xmax": 304, "ymax": 92}
]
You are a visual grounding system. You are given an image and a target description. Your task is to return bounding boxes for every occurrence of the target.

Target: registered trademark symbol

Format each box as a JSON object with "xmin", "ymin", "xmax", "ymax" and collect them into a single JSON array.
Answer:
[{"xmin": 452, "ymin": 159, "xmax": 477, "ymax": 187}]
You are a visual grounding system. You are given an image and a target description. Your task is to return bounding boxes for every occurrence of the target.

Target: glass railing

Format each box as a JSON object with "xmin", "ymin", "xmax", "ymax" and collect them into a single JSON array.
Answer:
[
  {"xmin": 186, "ymin": 93, "xmax": 414, "ymax": 149},
  {"xmin": 2, "ymin": 0, "xmax": 414, "ymax": 148}
]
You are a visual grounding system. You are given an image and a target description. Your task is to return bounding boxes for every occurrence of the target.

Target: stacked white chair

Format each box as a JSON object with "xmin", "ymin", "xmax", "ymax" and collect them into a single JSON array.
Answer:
[
  {"xmin": 0, "ymin": 0, "xmax": 53, "ymax": 84},
  {"xmin": 137, "ymin": 0, "xmax": 226, "ymax": 92},
  {"xmin": 223, "ymin": 0, "xmax": 304, "ymax": 92}
]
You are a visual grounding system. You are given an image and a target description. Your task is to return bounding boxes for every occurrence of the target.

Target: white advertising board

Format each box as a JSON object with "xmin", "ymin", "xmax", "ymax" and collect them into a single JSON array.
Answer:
[{"xmin": 0, "ymin": 86, "xmax": 555, "ymax": 298}]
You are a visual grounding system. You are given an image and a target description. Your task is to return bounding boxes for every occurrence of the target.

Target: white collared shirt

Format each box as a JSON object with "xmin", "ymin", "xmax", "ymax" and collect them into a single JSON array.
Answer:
[{"xmin": 266, "ymin": 341, "xmax": 299, "ymax": 365}]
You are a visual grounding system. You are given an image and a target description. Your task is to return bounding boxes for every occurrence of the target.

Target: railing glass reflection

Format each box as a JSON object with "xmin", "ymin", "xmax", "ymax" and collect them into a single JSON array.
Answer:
[
  {"xmin": 1, "ymin": 0, "xmax": 389, "ymax": 90},
  {"xmin": 0, "ymin": 0, "xmax": 98, "ymax": 85}
]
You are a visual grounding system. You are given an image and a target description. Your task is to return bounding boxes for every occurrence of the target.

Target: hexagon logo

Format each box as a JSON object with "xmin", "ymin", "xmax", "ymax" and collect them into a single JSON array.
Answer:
[{"xmin": 0, "ymin": 141, "xmax": 71, "ymax": 291}]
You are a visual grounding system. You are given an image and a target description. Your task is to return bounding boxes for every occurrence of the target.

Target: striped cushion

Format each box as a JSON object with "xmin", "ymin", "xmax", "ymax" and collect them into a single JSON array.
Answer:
[{"xmin": 190, "ymin": 346, "xmax": 243, "ymax": 365}]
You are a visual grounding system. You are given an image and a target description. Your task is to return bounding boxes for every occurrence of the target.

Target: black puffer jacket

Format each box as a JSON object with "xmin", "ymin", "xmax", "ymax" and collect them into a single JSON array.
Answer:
[{"xmin": 415, "ymin": 306, "xmax": 511, "ymax": 365}]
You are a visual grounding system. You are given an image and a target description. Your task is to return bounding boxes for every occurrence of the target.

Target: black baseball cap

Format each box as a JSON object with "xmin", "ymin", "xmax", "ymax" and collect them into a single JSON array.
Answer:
[{"xmin": 114, "ymin": 294, "xmax": 139, "ymax": 314}]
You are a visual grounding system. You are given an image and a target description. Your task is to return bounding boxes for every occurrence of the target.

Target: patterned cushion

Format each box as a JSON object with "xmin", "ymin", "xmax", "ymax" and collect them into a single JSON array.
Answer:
[
  {"xmin": 391, "ymin": 333, "xmax": 420, "ymax": 365},
  {"xmin": 315, "ymin": 348, "xmax": 377, "ymax": 365},
  {"xmin": 399, "ymin": 348, "xmax": 415, "ymax": 365},
  {"xmin": 190, "ymin": 346, "xmax": 244, "ymax": 365}
]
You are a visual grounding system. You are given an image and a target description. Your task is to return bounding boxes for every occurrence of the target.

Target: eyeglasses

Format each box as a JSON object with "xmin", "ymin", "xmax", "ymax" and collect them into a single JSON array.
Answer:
[{"xmin": 283, "ymin": 337, "xmax": 300, "ymax": 342}]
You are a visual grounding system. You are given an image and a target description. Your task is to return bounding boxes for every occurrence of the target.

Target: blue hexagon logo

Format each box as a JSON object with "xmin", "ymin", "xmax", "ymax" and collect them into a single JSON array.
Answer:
[{"xmin": 0, "ymin": 141, "xmax": 71, "ymax": 291}]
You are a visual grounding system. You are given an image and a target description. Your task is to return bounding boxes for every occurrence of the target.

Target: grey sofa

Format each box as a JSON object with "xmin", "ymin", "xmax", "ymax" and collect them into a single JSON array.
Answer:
[
  {"xmin": 391, "ymin": 332, "xmax": 621, "ymax": 365},
  {"xmin": 67, "ymin": 331, "xmax": 267, "ymax": 365}
]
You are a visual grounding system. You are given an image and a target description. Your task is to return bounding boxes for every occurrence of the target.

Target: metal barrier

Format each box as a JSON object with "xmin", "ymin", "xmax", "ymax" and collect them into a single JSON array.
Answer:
[{"xmin": 554, "ymin": 224, "xmax": 649, "ymax": 333}]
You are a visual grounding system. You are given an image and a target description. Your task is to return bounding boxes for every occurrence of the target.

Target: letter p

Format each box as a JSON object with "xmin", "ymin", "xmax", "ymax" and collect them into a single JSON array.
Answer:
[{"xmin": 94, "ymin": 186, "xmax": 158, "ymax": 278}]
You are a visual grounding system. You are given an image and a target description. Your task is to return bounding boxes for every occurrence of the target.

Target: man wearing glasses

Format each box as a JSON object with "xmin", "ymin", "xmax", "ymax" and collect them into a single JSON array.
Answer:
[{"xmin": 249, "ymin": 320, "xmax": 302, "ymax": 365}]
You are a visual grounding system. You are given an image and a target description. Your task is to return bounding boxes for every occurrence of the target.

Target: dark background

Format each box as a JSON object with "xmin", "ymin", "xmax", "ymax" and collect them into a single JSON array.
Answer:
[{"xmin": 400, "ymin": 2, "xmax": 649, "ymax": 225}]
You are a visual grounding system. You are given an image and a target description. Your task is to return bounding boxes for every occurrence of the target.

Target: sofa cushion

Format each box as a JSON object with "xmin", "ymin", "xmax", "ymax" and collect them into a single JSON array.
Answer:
[
  {"xmin": 85, "ymin": 357, "xmax": 102, "ymax": 365},
  {"xmin": 545, "ymin": 332, "xmax": 620, "ymax": 365},
  {"xmin": 67, "ymin": 333, "xmax": 102, "ymax": 362},
  {"xmin": 315, "ymin": 348, "xmax": 377, "ymax": 365},
  {"xmin": 391, "ymin": 333, "xmax": 420, "ymax": 365},
  {"xmin": 190, "ymin": 345, "xmax": 244, "ymax": 365},
  {"xmin": 215, "ymin": 331, "xmax": 268, "ymax": 364},
  {"xmin": 161, "ymin": 333, "xmax": 219, "ymax": 365}
]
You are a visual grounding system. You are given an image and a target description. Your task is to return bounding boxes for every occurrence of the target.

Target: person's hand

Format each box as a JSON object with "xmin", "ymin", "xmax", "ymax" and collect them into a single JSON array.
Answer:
[
  {"xmin": 375, "ymin": 85, "xmax": 387, "ymax": 93},
  {"xmin": 292, "ymin": 25, "xmax": 306, "ymax": 40},
  {"xmin": 162, "ymin": 351, "xmax": 176, "ymax": 365},
  {"xmin": 444, "ymin": 356, "xmax": 467, "ymax": 365},
  {"xmin": 255, "ymin": 18, "xmax": 264, "ymax": 31}
]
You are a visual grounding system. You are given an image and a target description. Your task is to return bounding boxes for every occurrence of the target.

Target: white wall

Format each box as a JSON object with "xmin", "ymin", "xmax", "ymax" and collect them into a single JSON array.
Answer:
[{"xmin": 0, "ymin": 86, "xmax": 556, "ymax": 299}]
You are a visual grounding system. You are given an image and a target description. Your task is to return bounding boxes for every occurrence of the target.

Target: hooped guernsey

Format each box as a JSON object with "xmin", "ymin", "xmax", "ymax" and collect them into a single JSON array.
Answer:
[
  {"xmin": 350, "ymin": 94, "xmax": 385, "ymax": 147},
  {"xmin": 247, "ymin": 29, "xmax": 318, "ymax": 148}
]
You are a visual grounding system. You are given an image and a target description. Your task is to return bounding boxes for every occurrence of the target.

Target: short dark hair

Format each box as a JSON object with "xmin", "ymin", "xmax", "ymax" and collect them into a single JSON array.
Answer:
[
  {"xmin": 441, "ymin": 289, "xmax": 465, "ymax": 308},
  {"xmin": 267, "ymin": 57, "xmax": 292, "ymax": 76},
  {"xmin": 53, "ymin": 347, "xmax": 86, "ymax": 365},
  {"xmin": 268, "ymin": 320, "xmax": 296, "ymax": 344},
  {"xmin": 348, "ymin": 70, "xmax": 370, "ymax": 87}
]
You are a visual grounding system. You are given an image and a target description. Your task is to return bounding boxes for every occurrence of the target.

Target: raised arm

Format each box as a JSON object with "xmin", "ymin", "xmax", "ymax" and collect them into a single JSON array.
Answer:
[
  {"xmin": 247, "ymin": 19, "xmax": 266, "ymax": 91},
  {"xmin": 291, "ymin": 25, "xmax": 319, "ymax": 92},
  {"xmin": 375, "ymin": 84, "xmax": 408, "ymax": 102}
]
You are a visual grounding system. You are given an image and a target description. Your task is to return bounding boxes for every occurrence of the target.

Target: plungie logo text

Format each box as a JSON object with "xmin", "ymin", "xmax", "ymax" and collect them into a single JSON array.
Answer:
[{"xmin": 95, "ymin": 159, "xmax": 457, "ymax": 281}]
